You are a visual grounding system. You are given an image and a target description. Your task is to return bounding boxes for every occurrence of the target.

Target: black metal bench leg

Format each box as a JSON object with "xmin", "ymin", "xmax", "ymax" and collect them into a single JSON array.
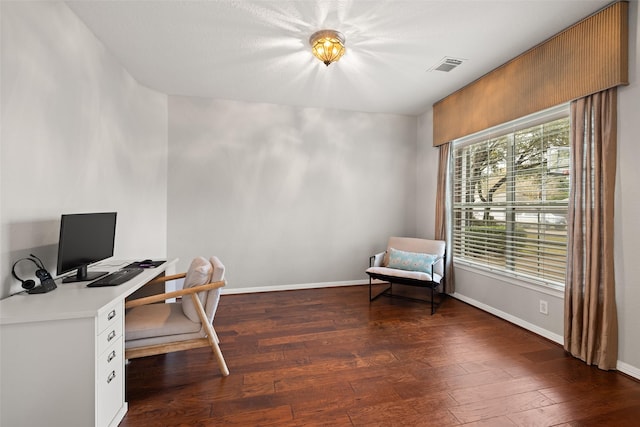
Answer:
[
  {"xmin": 369, "ymin": 277, "xmax": 392, "ymax": 302},
  {"xmin": 368, "ymin": 273, "xmax": 443, "ymax": 314},
  {"xmin": 430, "ymin": 286, "xmax": 435, "ymax": 315}
]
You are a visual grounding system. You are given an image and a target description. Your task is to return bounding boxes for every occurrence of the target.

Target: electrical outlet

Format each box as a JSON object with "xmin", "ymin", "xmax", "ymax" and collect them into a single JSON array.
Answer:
[{"xmin": 539, "ymin": 300, "xmax": 549, "ymax": 315}]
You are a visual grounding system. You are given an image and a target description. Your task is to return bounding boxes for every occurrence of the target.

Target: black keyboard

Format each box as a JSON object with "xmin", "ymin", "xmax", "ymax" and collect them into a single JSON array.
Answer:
[{"xmin": 87, "ymin": 268, "xmax": 144, "ymax": 287}]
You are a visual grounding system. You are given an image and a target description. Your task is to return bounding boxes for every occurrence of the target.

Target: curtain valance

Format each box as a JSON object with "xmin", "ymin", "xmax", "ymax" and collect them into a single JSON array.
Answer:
[{"xmin": 433, "ymin": 1, "xmax": 628, "ymax": 147}]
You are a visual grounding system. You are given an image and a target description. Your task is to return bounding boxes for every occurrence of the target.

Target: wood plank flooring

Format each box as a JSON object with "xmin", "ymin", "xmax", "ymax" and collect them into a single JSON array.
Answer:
[{"xmin": 120, "ymin": 285, "xmax": 640, "ymax": 426}]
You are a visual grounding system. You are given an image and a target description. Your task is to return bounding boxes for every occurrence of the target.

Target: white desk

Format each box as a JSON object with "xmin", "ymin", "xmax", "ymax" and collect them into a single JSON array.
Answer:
[{"xmin": 0, "ymin": 259, "xmax": 177, "ymax": 427}]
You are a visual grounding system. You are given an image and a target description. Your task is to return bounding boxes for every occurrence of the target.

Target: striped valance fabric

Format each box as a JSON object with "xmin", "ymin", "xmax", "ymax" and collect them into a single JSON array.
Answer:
[{"xmin": 433, "ymin": 1, "xmax": 628, "ymax": 147}]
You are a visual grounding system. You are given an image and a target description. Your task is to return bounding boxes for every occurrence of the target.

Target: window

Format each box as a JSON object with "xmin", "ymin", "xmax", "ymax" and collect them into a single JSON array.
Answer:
[{"xmin": 452, "ymin": 106, "xmax": 570, "ymax": 287}]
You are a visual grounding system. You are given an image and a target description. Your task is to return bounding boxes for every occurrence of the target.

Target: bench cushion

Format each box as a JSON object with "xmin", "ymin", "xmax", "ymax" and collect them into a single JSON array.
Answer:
[{"xmin": 366, "ymin": 266, "xmax": 442, "ymax": 284}]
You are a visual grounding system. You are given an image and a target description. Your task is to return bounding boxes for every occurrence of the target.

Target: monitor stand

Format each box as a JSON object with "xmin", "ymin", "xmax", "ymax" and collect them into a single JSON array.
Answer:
[{"xmin": 62, "ymin": 265, "xmax": 108, "ymax": 283}]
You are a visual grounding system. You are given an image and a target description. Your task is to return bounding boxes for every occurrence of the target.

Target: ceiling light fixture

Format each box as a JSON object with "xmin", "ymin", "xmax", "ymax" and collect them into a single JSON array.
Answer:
[{"xmin": 309, "ymin": 30, "xmax": 346, "ymax": 66}]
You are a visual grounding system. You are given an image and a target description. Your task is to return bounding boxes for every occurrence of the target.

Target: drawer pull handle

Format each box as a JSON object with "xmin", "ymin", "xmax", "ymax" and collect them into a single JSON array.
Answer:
[
  {"xmin": 107, "ymin": 310, "xmax": 116, "ymax": 321},
  {"xmin": 107, "ymin": 330, "xmax": 116, "ymax": 342},
  {"xmin": 107, "ymin": 350, "xmax": 116, "ymax": 363},
  {"xmin": 107, "ymin": 371, "xmax": 116, "ymax": 384}
]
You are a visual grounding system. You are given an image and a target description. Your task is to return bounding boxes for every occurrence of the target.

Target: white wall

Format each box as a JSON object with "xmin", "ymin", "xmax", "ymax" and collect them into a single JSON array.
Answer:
[
  {"xmin": 0, "ymin": 2, "xmax": 168, "ymax": 298},
  {"xmin": 168, "ymin": 96, "xmax": 417, "ymax": 289},
  {"xmin": 614, "ymin": 0, "xmax": 640, "ymax": 377},
  {"xmin": 417, "ymin": 0, "xmax": 640, "ymax": 377},
  {"xmin": 416, "ymin": 111, "xmax": 438, "ymax": 240}
]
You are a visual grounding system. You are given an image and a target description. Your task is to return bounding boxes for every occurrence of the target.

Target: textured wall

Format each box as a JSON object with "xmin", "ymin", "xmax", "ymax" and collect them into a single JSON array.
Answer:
[
  {"xmin": 614, "ymin": 0, "xmax": 640, "ymax": 378},
  {"xmin": 0, "ymin": 2, "xmax": 168, "ymax": 297},
  {"xmin": 168, "ymin": 96, "xmax": 417, "ymax": 289}
]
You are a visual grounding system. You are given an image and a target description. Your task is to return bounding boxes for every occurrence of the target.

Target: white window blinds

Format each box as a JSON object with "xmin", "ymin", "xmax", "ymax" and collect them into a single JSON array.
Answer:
[{"xmin": 452, "ymin": 106, "xmax": 570, "ymax": 287}]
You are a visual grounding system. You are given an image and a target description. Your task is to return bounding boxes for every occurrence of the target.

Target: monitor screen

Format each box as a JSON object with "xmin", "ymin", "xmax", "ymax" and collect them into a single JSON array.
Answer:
[{"xmin": 57, "ymin": 212, "xmax": 117, "ymax": 282}]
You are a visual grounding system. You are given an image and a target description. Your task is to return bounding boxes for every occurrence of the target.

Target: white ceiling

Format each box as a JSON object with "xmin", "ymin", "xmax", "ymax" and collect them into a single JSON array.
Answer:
[{"xmin": 66, "ymin": 0, "xmax": 612, "ymax": 116}]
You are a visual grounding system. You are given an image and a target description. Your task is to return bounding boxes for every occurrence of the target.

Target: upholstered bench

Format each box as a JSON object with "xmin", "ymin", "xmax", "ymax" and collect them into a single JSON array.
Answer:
[{"xmin": 366, "ymin": 237, "xmax": 446, "ymax": 314}]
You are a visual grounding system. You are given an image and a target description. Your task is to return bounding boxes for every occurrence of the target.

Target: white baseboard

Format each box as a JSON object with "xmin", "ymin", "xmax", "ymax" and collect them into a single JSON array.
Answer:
[
  {"xmin": 221, "ymin": 280, "xmax": 366, "ymax": 295},
  {"xmin": 451, "ymin": 292, "xmax": 640, "ymax": 381},
  {"xmin": 617, "ymin": 361, "xmax": 640, "ymax": 380},
  {"xmin": 451, "ymin": 292, "xmax": 564, "ymax": 344}
]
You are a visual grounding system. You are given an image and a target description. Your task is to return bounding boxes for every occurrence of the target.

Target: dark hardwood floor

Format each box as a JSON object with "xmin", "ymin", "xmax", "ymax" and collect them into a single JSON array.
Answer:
[{"xmin": 121, "ymin": 285, "xmax": 640, "ymax": 426}]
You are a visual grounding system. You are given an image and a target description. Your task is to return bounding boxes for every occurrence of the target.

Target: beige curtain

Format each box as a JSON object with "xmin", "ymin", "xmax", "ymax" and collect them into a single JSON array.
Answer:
[
  {"xmin": 564, "ymin": 88, "xmax": 618, "ymax": 370},
  {"xmin": 435, "ymin": 142, "xmax": 454, "ymax": 294}
]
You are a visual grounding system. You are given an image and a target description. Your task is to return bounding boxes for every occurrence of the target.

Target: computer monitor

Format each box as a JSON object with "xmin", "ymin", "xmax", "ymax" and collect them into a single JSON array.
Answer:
[{"xmin": 57, "ymin": 212, "xmax": 117, "ymax": 283}]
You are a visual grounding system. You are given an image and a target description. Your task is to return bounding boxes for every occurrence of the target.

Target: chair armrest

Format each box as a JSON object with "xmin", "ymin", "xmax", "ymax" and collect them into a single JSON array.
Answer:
[
  {"xmin": 430, "ymin": 255, "xmax": 444, "ymax": 277},
  {"xmin": 431, "ymin": 255, "xmax": 444, "ymax": 264},
  {"xmin": 143, "ymin": 272, "xmax": 187, "ymax": 287},
  {"xmin": 125, "ymin": 280, "xmax": 226, "ymax": 309},
  {"xmin": 370, "ymin": 251, "xmax": 386, "ymax": 267}
]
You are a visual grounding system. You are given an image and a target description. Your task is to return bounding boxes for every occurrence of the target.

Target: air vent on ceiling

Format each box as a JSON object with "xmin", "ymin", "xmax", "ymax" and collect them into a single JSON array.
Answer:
[{"xmin": 428, "ymin": 57, "xmax": 465, "ymax": 72}]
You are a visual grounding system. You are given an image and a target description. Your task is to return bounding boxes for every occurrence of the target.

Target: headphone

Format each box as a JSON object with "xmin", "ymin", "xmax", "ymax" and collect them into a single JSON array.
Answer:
[{"xmin": 11, "ymin": 254, "xmax": 57, "ymax": 294}]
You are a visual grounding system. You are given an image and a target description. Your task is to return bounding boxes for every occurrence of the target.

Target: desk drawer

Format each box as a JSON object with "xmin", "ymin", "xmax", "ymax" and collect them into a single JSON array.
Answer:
[
  {"xmin": 97, "ymin": 337, "xmax": 124, "ymax": 427},
  {"xmin": 100, "ymin": 343, "xmax": 121, "ymax": 371},
  {"xmin": 98, "ymin": 302, "xmax": 122, "ymax": 334},
  {"xmin": 98, "ymin": 315, "xmax": 123, "ymax": 357}
]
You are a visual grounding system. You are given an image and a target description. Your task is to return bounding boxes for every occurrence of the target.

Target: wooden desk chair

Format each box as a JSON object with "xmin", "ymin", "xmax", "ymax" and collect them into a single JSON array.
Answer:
[{"xmin": 124, "ymin": 256, "xmax": 229, "ymax": 376}]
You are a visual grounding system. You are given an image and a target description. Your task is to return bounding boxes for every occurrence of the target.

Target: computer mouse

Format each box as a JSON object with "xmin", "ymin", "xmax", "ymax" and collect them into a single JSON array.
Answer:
[{"xmin": 140, "ymin": 259, "xmax": 153, "ymax": 264}]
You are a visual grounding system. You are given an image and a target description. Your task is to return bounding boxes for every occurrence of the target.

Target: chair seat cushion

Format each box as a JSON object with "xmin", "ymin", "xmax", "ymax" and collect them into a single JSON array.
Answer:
[
  {"xmin": 126, "ymin": 302, "xmax": 201, "ymax": 341},
  {"xmin": 366, "ymin": 266, "xmax": 442, "ymax": 284}
]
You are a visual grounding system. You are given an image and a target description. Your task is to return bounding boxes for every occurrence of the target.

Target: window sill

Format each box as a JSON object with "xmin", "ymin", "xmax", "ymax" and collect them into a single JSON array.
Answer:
[{"xmin": 454, "ymin": 258, "xmax": 565, "ymax": 299}]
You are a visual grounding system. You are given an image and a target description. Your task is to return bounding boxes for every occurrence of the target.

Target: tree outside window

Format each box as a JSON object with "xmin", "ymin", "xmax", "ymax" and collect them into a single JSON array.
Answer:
[{"xmin": 452, "ymin": 116, "xmax": 570, "ymax": 286}]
